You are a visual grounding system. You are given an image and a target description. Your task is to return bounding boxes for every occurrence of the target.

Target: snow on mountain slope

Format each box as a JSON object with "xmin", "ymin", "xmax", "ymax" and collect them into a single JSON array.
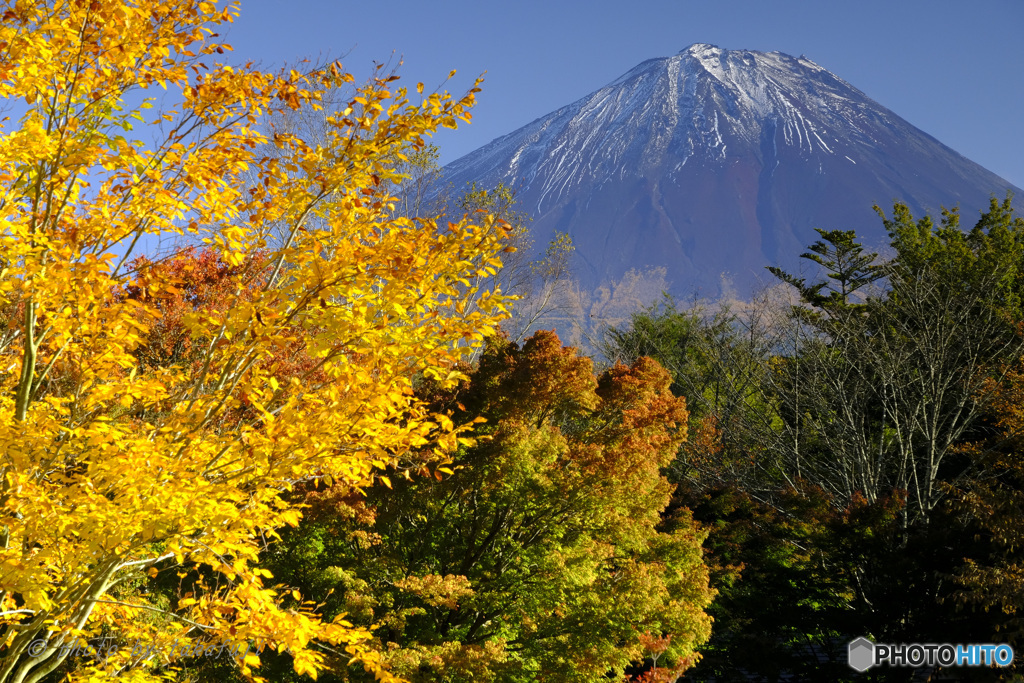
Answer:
[{"xmin": 441, "ymin": 44, "xmax": 1022, "ymax": 298}]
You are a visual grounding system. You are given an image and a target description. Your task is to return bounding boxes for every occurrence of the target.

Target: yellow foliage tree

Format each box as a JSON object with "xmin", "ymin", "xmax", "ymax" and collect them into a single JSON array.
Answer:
[{"xmin": 0, "ymin": 1, "xmax": 508, "ymax": 681}]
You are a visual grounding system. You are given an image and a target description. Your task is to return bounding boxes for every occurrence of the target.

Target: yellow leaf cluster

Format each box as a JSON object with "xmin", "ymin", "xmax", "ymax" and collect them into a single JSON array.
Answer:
[{"xmin": 0, "ymin": 1, "xmax": 507, "ymax": 681}]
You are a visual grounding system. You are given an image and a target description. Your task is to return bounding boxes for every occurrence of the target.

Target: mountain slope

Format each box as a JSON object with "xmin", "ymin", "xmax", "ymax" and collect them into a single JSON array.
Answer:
[{"xmin": 441, "ymin": 44, "xmax": 1021, "ymax": 297}]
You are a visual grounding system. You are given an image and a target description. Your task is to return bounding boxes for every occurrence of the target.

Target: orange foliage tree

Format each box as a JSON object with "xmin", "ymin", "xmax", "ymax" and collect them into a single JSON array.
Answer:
[
  {"xmin": 954, "ymin": 363, "xmax": 1024, "ymax": 644},
  {"xmin": 0, "ymin": 1, "xmax": 508, "ymax": 681},
  {"xmin": 250, "ymin": 331, "xmax": 714, "ymax": 682}
]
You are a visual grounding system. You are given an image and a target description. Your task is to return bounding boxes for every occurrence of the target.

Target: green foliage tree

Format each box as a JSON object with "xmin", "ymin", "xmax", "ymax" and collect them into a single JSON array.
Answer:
[
  {"xmin": 769, "ymin": 195, "xmax": 1024, "ymax": 522},
  {"xmin": 767, "ymin": 227, "xmax": 886, "ymax": 312},
  {"xmin": 604, "ymin": 196, "xmax": 1024, "ymax": 681},
  {"xmin": 671, "ymin": 483, "xmax": 913, "ymax": 681}
]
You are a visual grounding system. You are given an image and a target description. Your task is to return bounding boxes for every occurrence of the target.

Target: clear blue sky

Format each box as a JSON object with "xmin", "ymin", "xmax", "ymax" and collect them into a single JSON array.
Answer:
[{"xmin": 224, "ymin": 0, "xmax": 1024, "ymax": 189}]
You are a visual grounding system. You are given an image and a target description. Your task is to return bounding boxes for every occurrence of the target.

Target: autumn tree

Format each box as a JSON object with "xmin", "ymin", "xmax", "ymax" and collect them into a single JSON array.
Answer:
[
  {"xmin": 601, "ymin": 295, "xmax": 778, "ymax": 491},
  {"xmin": 260, "ymin": 85, "xmax": 571, "ymax": 348},
  {"xmin": 225, "ymin": 331, "xmax": 713, "ymax": 683},
  {"xmin": 953, "ymin": 361, "xmax": 1024, "ymax": 647},
  {"xmin": 0, "ymin": 2, "xmax": 509, "ymax": 682}
]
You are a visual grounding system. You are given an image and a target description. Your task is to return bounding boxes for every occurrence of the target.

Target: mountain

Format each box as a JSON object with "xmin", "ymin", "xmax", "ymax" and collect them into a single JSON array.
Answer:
[{"xmin": 441, "ymin": 44, "xmax": 1021, "ymax": 298}]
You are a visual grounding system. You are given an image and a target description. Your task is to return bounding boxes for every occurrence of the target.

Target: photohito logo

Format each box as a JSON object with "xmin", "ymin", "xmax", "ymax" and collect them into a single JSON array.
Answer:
[{"xmin": 848, "ymin": 637, "xmax": 1014, "ymax": 671}]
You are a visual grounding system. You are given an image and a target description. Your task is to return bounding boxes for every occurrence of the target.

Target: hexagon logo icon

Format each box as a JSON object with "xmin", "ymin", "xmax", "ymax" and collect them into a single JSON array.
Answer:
[{"xmin": 848, "ymin": 637, "xmax": 875, "ymax": 672}]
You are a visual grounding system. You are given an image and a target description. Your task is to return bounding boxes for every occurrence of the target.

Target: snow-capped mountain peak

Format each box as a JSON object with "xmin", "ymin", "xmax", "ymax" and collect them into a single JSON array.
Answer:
[{"xmin": 441, "ymin": 46, "xmax": 1020, "ymax": 298}]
